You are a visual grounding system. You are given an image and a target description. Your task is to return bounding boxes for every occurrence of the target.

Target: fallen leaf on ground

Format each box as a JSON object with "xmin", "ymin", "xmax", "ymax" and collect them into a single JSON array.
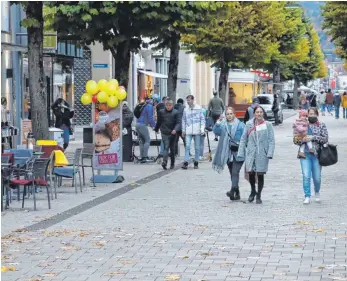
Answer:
[
  {"xmin": 200, "ymin": 252, "xmax": 213, "ymax": 257},
  {"xmin": 296, "ymin": 221, "xmax": 312, "ymax": 225},
  {"xmin": 318, "ymin": 266, "xmax": 326, "ymax": 269},
  {"xmin": 1, "ymin": 266, "xmax": 16, "ymax": 272},
  {"xmin": 78, "ymin": 233, "xmax": 89, "ymax": 237},
  {"xmin": 104, "ymin": 272, "xmax": 125, "ymax": 276},
  {"xmin": 292, "ymin": 244, "xmax": 304, "ymax": 247},
  {"xmin": 165, "ymin": 274, "xmax": 181, "ymax": 281},
  {"xmin": 61, "ymin": 246, "xmax": 80, "ymax": 251},
  {"xmin": 312, "ymin": 229, "xmax": 325, "ymax": 233},
  {"xmin": 13, "ymin": 228, "xmax": 28, "ymax": 233},
  {"xmin": 182, "ymin": 256, "xmax": 189, "ymax": 259},
  {"xmin": 119, "ymin": 260, "xmax": 135, "ymax": 264},
  {"xmin": 93, "ymin": 241, "xmax": 106, "ymax": 247},
  {"xmin": 28, "ymin": 278, "xmax": 43, "ymax": 281},
  {"xmin": 43, "ymin": 273, "xmax": 57, "ymax": 277}
]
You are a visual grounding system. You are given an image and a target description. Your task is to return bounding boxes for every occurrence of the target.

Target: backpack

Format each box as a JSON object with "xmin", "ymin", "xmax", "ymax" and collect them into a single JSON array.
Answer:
[{"xmin": 134, "ymin": 102, "xmax": 147, "ymax": 118}]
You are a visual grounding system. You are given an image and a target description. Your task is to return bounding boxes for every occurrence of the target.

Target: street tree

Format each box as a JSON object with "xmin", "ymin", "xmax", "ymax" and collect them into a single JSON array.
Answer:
[
  {"xmin": 322, "ymin": 2, "xmax": 347, "ymax": 62},
  {"xmin": 282, "ymin": 19, "xmax": 326, "ymax": 108},
  {"xmin": 13, "ymin": 1, "xmax": 49, "ymax": 139},
  {"xmin": 50, "ymin": 2, "xmax": 160, "ymax": 87},
  {"xmin": 259, "ymin": 3, "xmax": 306, "ymax": 94},
  {"xmin": 182, "ymin": 2, "xmax": 287, "ymax": 104},
  {"xmin": 138, "ymin": 1, "xmax": 223, "ymax": 101}
]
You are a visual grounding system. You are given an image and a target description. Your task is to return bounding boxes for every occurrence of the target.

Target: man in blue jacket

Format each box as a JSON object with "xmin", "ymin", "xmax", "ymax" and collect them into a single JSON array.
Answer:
[{"xmin": 136, "ymin": 98, "xmax": 156, "ymax": 163}]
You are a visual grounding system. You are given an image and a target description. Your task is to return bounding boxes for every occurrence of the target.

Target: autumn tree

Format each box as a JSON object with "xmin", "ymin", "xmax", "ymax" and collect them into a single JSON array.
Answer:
[
  {"xmin": 50, "ymin": 2, "xmax": 160, "ymax": 87},
  {"xmin": 14, "ymin": 2, "xmax": 49, "ymax": 139},
  {"xmin": 182, "ymin": 2, "xmax": 287, "ymax": 104},
  {"xmin": 138, "ymin": 2, "xmax": 223, "ymax": 101},
  {"xmin": 322, "ymin": 2, "xmax": 347, "ymax": 63}
]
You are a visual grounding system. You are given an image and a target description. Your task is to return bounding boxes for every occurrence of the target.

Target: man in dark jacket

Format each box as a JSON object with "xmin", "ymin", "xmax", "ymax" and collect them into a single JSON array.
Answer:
[
  {"xmin": 272, "ymin": 93, "xmax": 280, "ymax": 125},
  {"xmin": 51, "ymin": 98, "xmax": 74, "ymax": 149},
  {"xmin": 155, "ymin": 99, "xmax": 181, "ymax": 170},
  {"xmin": 207, "ymin": 91, "xmax": 225, "ymax": 141},
  {"xmin": 174, "ymin": 98, "xmax": 185, "ymax": 156}
]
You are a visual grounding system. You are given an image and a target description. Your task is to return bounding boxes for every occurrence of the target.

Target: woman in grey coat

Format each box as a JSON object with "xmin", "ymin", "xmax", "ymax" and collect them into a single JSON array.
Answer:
[{"xmin": 237, "ymin": 106, "xmax": 275, "ymax": 204}]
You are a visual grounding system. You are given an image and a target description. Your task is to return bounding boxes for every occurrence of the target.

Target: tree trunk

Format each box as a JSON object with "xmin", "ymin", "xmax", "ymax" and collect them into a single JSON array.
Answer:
[
  {"xmin": 167, "ymin": 32, "xmax": 180, "ymax": 102},
  {"xmin": 26, "ymin": 2, "xmax": 49, "ymax": 140},
  {"xmin": 293, "ymin": 77, "xmax": 300, "ymax": 110},
  {"xmin": 111, "ymin": 41, "xmax": 131, "ymax": 88},
  {"xmin": 218, "ymin": 64, "xmax": 229, "ymax": 106},
  {"xmin": 272, "ymin": 63, "xmax": 281, "ymax": 95}
]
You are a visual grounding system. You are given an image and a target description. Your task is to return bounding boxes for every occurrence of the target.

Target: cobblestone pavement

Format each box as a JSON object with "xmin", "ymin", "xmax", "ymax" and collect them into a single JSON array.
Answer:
[{"xmin": 2, "ymin": 113, "xmax": 346, "ymax": 281}]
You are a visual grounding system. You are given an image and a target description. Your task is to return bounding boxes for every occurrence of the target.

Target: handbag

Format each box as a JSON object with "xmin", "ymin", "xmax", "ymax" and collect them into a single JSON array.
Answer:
[{"xmin": 318, "ymin": 143, "xmax": 338, "ymax": 166}]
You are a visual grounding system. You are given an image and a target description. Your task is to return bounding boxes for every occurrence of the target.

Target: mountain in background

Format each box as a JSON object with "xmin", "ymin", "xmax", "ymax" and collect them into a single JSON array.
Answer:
[{"xmin": 300, "ymin": 1, "xmax": 342, "ymax": 63}]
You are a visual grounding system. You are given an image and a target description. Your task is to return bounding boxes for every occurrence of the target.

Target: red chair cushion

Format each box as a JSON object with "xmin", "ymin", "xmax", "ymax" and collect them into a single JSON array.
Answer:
[
  {"xmin": 34, "ymin": 179, "xmax": 48, "ymax": 186},
  {"xmin": 10, "ymin": 179, "xmax": 32, "ymax": 186}
]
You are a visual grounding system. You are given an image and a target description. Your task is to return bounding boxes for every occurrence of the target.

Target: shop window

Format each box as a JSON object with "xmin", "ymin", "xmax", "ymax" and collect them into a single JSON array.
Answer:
[{"xmin": 58, "ymin": 41, "xmax": 66, "ymax": 55}]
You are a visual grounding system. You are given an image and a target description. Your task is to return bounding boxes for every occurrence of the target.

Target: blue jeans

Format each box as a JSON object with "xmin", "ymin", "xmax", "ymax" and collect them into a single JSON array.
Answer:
[
  {"xmin": 320, "ymin": 104, "xmax": 326, "ymax": 113},
  {"xmin": 343, "ymin": 108, "xmax": 347, "ymax": 119},
  {"xmin": 335, "ymin": 106, "xmax": 340, "ymax": 118},
  {"xmin": 185, "ymin": 135, "xmax": 200, "ymax": 162},
  {"xmin": 300, "ymin": 153, "xmax": 321, "ymax": 198},
  {"xmin": 200, "ymin": 135, "xmax": 205, "ymax": 157},
  {"xmin": 61, "ymin": 125, "xmax": 70, "ymax": 145},
  {"xmin": 160, "ymin": 140, "xmax": 164, "ymax": 155},
  {"xmin": 327, "ymin": 104, "xmax": 333, "ymax": 113}
]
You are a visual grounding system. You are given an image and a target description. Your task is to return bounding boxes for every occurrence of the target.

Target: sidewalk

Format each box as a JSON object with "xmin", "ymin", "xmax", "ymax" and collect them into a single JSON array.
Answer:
[
  {"xmin": 1, "ymin": 110, "xmax": 296, "ymax": 236},
  {"xmin": 1, "ymin": 130, "xmax": 219, "ymax": 236}
]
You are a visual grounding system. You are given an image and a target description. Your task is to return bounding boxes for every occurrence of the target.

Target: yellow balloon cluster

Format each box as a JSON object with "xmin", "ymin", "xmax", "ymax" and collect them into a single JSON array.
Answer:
[{"xmin": 80, "ymin": 79, "xmax": 127, "ymax": 108}]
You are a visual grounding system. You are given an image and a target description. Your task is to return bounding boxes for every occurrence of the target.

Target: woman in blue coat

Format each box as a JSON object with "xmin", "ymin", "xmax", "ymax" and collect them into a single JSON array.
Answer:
[{"xmin": 213, "ymin": 107, "xmax": 245, "ymax": 200}]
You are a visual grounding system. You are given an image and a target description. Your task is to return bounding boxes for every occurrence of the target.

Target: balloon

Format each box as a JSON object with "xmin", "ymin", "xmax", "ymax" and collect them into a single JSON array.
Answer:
[
  {"xmin": 92, "ymin": 95, "xmax": 98, "ymax": 103},
  {"xmin": 116, "ymin": 88, "xmax": 127, "ymax": 101},
  {"xmin": 81, "ymin": 93, "xmax": 92, "ymax": 105},
  {"xmin": 86, "ymin": 80, "xmax": 98, "ymax": 95},
  {"xmin": 97, "ymin": 91, "xmax": 108, "ymax": 103},
  {"xmin": 108, "ymin": 79, "xmax": 119, "ymax": 88},
  {"xmin": 106, "ymin": 82, "xmax": 118, "ymax": 96},
  {"xmin": 107, "ymin": 96, "xmax": 119, "ymax": 108},
  {"xmin": 119, "ymin": 85, "xmax": 125, "ymax": 90},
  {"xmin": 97, "ymin": 79, "xmax": 108, "ymax": 92}
]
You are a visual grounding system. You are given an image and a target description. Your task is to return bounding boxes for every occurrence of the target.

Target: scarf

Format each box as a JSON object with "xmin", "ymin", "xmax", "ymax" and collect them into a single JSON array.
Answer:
[{"xmin": 212, "ymin": 118, "xmax": 240, "ymax": 173}]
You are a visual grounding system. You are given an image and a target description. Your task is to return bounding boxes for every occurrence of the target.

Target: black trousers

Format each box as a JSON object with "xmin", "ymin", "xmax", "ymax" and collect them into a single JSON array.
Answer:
[
  {"xmin": 274, "ymin": 111, "xmax": 280, "ymax": 125},
  {"xmin": 162, "ymin": 134, "xmax": 176, "ymax": 164},
  {"xmin": 249, "ymin": 172, "xmax": 264, "ymax": 195}
]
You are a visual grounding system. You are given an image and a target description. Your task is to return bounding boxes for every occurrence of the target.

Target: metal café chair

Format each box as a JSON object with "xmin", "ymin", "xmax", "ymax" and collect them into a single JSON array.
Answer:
[
  {"xmin": 1, "ymin": 155, "xmax": 13, "ymax": 211},
  {"xmin": 53, "ymin": 148, "xmax": 83, "ymax": 199},
  {"xmin": 81, "ymin": 143, "xmax": 96, "ymax": 187},
  {"xmin": 9, "ymin": 157, "xmax": 52, "ymax": 211}
]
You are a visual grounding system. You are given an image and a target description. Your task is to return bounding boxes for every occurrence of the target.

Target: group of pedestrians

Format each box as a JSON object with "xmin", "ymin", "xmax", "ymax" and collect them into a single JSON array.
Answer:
[{"xmin": 317, "ymin": 89, "xmax": 347, "ymax": 119}]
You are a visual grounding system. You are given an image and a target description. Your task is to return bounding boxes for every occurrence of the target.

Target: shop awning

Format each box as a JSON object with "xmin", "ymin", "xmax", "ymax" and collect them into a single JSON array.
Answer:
[
  {"xmin": 138, "ymin": 70, "xmax": 168, "ymax": 79},
  {"xmin": 228, "ymin": 80, "xmax": 255, "ymax": 84}
]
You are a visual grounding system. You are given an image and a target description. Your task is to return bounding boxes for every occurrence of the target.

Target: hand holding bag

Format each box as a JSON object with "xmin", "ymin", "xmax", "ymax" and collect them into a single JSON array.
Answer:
[{"xmin": 318, "ymin": 143, "xmax": 338, "ymax": 166}]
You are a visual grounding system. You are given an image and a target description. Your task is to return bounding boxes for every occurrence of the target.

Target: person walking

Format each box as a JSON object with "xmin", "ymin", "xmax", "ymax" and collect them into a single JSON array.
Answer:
[
  {"xmin": 299, "ymin": 91, "xmax": 308, "ymax": 110},
  {"xmin": 237, "ymin": 106, "xmax": 275, "ymax": 204},
  {"xmin": 272, "ymin": 93, "xmax": 280, "ymax": 125},
  {"xmin": 310, "ymin": 94, "xmax": 317, "ymax": 108},
  {"xmin": 293, "ymin": 107, "xmax": 328, "ymax": 204},
  {"xmin": 155, "ymin": 99, "xmax": 181, "ymax": 170},
  {"xmin": 207, "ymin": 91, "xmax": 225, "ymax": 141},
  {"xmin": 326, "ymin": 89, "xmax": 334, "ymax": 116},
  {"xmin": 333, "ymin": 91, "xmax": 341, "ymax": 119},
  {"xmin": 174, "ymin": 98, "xmax": 186, "ymax": 157},
  {"xmin": 135, "ymin": 98, "xmax": 156, "ymax": 163},
  {"xmin": 244, "ymin": 97, "xmax": 259, "ymax": 123},
  {"xmin": 182, "ymin": 95, "xmax": 205, "ymax": 170},
  {"xmin": 51, "ymin": 98, "xmax": 74, "ymax": 150},
  {"xmin": 122, "ymin": 102, "xmax": 134, "ymax": 162},
  {"xmin": 342, "ymin": 92, "xmax": 347, "ymax": 119},
  {"xmin": 212, "ymin": 107, "xmax": 245, "ymax": 201},
  {"xmin": 318, "ymin": 90, "xmax": 327, "ymax": 115}
]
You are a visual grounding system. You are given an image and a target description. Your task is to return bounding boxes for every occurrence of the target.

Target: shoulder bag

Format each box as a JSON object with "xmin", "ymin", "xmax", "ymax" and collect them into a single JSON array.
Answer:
[{"xmin": 318, "ymin": 143, "xmax": 338, "ymax": 166}]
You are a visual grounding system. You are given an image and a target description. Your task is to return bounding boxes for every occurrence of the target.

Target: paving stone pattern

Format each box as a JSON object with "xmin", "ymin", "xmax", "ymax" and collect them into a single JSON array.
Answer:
[{"xmin": 2, "ymin": 114, "xmax": 346, "ymax": 281}]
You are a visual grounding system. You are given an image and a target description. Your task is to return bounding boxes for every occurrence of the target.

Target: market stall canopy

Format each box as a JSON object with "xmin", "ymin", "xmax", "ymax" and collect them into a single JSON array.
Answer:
[{"xmin": 138, "ymin": 70, "xmax": 168, "ymax": 79}]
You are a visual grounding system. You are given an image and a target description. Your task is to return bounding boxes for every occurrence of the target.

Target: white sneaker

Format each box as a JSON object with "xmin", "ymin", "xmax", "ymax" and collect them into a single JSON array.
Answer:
[
  {"xmin": 315, "ymin": 193, "xmax": 321, "ymax": 203},
  {"xmin": 303, "ymin": 197, "xmax": 310, "ymax": 205}
]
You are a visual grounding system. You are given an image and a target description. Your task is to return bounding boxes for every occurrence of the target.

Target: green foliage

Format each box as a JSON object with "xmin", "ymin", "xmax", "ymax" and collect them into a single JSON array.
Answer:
[
  {"xmin": 21, "ymin": 17, "xmax": 41, "ymax": 28},
  {"xmin": 182, "ymin": 2, "xmax": 288, "ymax": 69},
  {"xmin": 322, "ymin": 2, "xmax": 347, "ymax": 60}
]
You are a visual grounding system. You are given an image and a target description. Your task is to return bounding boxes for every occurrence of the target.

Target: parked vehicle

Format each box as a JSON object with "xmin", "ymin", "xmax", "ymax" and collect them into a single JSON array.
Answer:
[{"xmin": 257, "ymin": 94, "xmax": 284, "ymax": 124}]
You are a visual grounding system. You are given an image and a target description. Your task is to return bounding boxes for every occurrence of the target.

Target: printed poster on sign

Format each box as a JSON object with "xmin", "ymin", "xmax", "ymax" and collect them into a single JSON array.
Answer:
[{"xmin": 93, "ymin": 101, "xmax": 123, "ymax": 170}]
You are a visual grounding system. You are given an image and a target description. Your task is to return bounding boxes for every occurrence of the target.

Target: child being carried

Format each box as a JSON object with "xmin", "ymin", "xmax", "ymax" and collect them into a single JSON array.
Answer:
[{"xmin": 293, "ymin": 110, "xmax": 313, "ymax": 158}]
